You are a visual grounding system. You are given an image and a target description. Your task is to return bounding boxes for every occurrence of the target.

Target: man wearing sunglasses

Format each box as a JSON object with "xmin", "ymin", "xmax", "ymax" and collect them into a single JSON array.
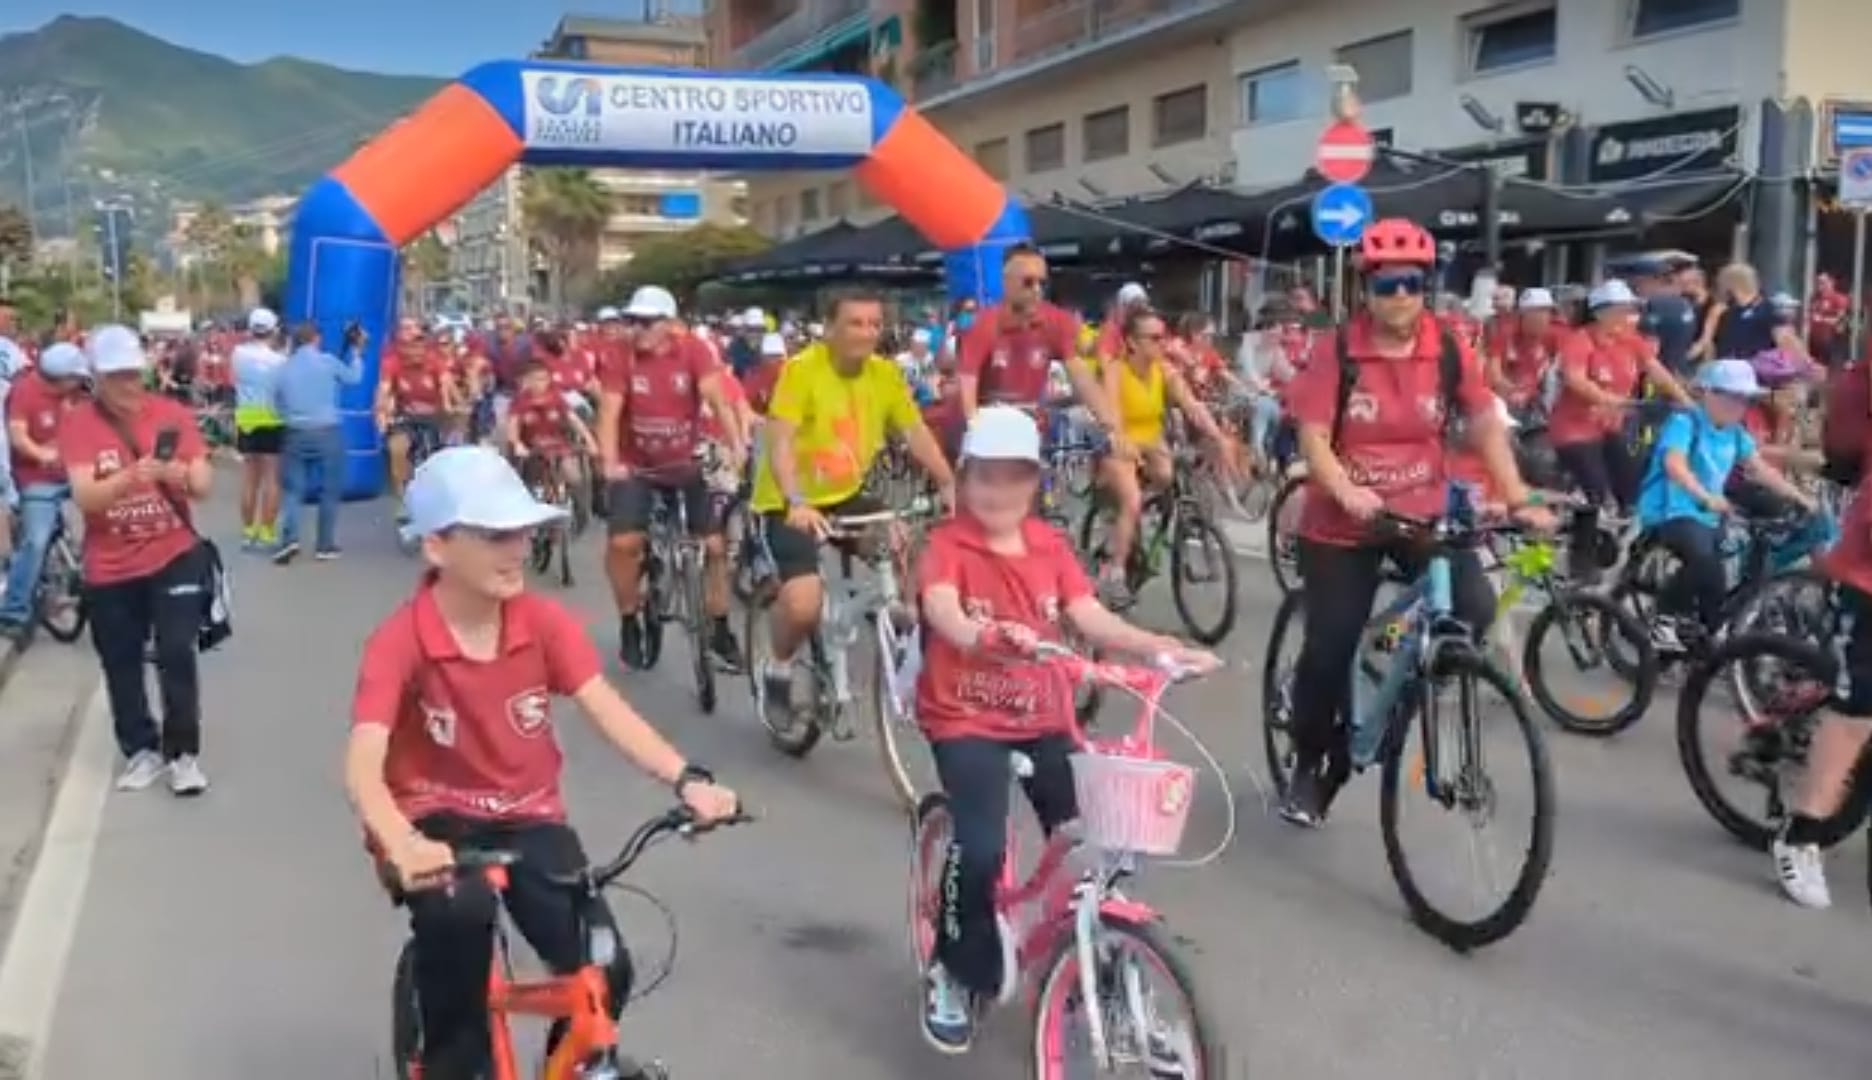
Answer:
[
  {"xmin": 955, "ymin": 244, "xmax": 1122, "ymax": 460},
  {"xmin": 1278, "ymin": 218, "xmax": 1555, "ymax": 827}
]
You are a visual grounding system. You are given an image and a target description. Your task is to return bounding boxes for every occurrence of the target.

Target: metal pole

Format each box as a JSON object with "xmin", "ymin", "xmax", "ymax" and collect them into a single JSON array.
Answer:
[
  {"xmin": 62, "ymin": 112, "xmax": 79, "ymax": 290},
  {"xmin": 106, "ymin": 206, "xmax": 123, "ymax": 321},
  {"xmin": 1853, "ymin": 209, "xmax": 1868, "ymax": 364},
  {"xmin": 1331, "ymin": 245, "xmax": 1346, "ymax": 322},
  {"xmin": 1480, "ymin": 166, "xmax": 1503, "ymax": 273},
  {"xmin": 16, "ymin": 119, "xmax": 36, "ymax": 237}
]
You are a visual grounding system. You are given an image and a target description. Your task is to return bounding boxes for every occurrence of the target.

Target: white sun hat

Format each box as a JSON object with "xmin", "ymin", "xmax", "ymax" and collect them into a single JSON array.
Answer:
[{"xmin": 402, "ymin": 446, "xmax": 568, "ymax": 542}]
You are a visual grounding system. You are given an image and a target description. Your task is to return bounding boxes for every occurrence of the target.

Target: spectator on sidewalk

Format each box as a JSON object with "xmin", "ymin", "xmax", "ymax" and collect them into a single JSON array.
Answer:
[
  {"xmin": 0, "ymin": 295, "xmax": 27, "ymax": 571},
  {"xmin": 231, "ymin": 307, "xmax": 288, "ymax": 549},
  {"xmin": 59, "ymin": 326, "xmax": 212, "ymax": 796},
  {"xmin": 273, "ymin": 321, "xmax": 365, "ymax": 564},
  {"xmin": 0, "ymin": 343, "xmax": 89, "ymax": 643}
]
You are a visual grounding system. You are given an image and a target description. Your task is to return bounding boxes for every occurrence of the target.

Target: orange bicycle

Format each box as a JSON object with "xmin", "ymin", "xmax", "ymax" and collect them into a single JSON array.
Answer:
[{"xmin": 391, "ymin": 807, "xmax": 748, "ymax": 1079}]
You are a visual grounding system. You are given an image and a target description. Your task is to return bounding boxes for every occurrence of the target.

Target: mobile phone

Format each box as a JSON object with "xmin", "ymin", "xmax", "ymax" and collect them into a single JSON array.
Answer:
[{"xmin": 154, "ymin": 426, "xmax": 180, "ymax": 462}]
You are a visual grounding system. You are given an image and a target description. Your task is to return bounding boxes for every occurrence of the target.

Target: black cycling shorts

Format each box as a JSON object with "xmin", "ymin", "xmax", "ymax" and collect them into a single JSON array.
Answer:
[
  {"xmin": 758, "ymin": 493, "xmax": 884, "ymax": 583},
  {"xmin": 606, "ymin": 475, "xmax": 718, "ymax": 537},
  {"xmin": 234, "ymin": 425, "xmax": 283, "ymax": 455}
]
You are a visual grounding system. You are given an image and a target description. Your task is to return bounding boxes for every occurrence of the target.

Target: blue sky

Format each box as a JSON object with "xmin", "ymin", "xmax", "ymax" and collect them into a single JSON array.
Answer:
[{"xmin": 1, "ymin": 1, "xmax": 705, "ymax": 77}]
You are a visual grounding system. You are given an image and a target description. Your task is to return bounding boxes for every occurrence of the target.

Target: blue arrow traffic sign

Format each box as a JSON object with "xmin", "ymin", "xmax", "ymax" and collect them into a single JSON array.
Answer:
[{"xmin": 1311, "ymin": 183, "xmax": 1373, "ymax": 247}]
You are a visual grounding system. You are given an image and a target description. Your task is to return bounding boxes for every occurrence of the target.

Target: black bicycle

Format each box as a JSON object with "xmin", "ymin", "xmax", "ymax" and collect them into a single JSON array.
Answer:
[
  {"xmin": 633, "ymin": 466, "xmax": 722, "ymax": 714},
  {"xmin": 1077, "ymin": 443, "xmax": 1238, "ymax": 645}
]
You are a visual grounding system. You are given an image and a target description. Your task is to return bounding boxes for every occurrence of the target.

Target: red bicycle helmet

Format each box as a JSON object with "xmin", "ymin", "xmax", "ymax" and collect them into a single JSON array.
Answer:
[{"xmin": 1359, "ymin": 219, "xmax": 1436, "ymax": 268}]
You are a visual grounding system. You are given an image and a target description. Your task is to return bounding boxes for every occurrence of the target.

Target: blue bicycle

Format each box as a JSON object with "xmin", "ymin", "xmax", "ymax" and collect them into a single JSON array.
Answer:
[{"xmin": 1261, "ymin": 498, "xmax": 1556, "ymax": 951}]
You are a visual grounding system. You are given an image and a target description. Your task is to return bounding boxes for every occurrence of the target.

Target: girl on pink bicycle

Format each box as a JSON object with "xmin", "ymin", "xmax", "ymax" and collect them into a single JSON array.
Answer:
[{"xmin": 912, "ymin": 405, "xmax": 1219, "ymax": 1054}]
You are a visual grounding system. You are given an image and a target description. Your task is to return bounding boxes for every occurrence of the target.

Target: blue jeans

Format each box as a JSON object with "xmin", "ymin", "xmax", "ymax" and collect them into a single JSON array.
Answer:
[
  {"xmin": 279, "ymin": 425, "xmax": 344, "ymax": 552},
  {"xmin": 1248, "ymin": 395, "xmax": 1282, "ymax": 459},
  {"xmin": 0, "ymin": 482, "xmax": 68, "ymax": 626}
]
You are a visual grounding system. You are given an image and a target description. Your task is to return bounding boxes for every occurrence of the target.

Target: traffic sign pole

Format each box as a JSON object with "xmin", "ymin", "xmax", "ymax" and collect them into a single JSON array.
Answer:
[{"xmin": 1854, "ymin": 210, "xmax": 1866, "ymax": 363}]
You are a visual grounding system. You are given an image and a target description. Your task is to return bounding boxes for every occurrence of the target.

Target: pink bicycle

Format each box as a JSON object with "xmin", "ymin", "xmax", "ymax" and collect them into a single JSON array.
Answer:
[{"xmin": 907, "ymin": 643, "xmax": 1218, "ymax": 1078}]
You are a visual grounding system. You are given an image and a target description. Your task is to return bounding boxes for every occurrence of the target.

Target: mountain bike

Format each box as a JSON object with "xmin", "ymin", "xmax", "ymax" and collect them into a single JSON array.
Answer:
[
  {"xmin": 1265, "ymin": 472, "xmax": 1306, "ymax": 594},
  {"xmin": 1077, "ymin": 444, "xmax": 1237, "ymax": 646},
  {"xmin": 909, "ymin": 645, "xmax": 1217, "ymax": 1077},
  {"xmin": 389, "ymin": 806, "xmax": 750, "ymax": 1080},
  {"xmin": 634, "ymin": 465, "xmax": 723, "ymax": 714},
  {"xmin": 522, "ymin": 452, "xmax": 583, "ymax": 589},
  {"xmin": 1262, "ymin": 507, "xmax": 1555, "ymax": 950},
  {"xmin": 8, "ymin": 493, "xmax": 86, "ymax": 644}
]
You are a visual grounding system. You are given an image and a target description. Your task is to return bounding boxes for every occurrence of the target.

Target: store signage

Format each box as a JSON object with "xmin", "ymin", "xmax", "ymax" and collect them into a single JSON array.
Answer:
[
  {"xmin": 1588, "ymin": 106, "xmax": 1740, "ymax": 183},
  {"xmin": 522, "ymin": 71, "xmax": 875, "ymax": 158},
  {"xmin": 1515, "ymin": 102, "xmax": 1565, "ymax": 135},
  {"xmin": 1439, "ymin": 137, "xmax": 1551, "ymax": 182},
  {"xmin": 1826, "ymin": 101, "xmax": 1872, "ymax": 163}
]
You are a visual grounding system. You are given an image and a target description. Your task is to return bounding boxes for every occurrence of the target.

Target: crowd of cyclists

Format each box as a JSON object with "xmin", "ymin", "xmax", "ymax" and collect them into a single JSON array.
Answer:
[{"xmin": 3, "ymin": 219, "xmax": 1872, "ymax": 1076}]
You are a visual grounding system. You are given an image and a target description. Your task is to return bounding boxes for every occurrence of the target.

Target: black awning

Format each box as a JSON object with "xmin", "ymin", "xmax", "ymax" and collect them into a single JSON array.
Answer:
[
  {"xmin": 719, "ymin": 221, "xmax": 859, "ymax": 281},
  {"xmin": 1499, "ymin": 172, "xmax": 1750, "ymax": 235}
]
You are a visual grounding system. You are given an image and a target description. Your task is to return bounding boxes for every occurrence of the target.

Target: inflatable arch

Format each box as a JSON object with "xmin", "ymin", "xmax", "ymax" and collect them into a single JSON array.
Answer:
[{"xmin": 285, "ymin": 60, "xmax": 1030, "ymax": 498}]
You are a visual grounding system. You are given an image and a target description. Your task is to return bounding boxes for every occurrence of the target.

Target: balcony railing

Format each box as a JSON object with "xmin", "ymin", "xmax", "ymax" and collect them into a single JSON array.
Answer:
[
  {"xmin": 733, "ymin": 0, "xmax": 869, "ymax": 69},
  {"xmin": 911, "ymin": 41, "xmax": 959, "ymax": 100},
  {"xmin": 1011, "ymin": 0, "xmax": 1214, "ymax": 64}
]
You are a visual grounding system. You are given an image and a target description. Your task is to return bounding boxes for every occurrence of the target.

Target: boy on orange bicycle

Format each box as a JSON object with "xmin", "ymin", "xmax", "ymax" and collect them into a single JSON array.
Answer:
[
  {"xmin": 913, "ymin": 405, "xmax": 1220, "ymax": 1053},
  {"xmin": 344, "ymin": 446, "xmax": 739, "ymax": 1079},
  {"xmin": 505, "ymin": 358, "xmax": 600, "ymax": 491}
]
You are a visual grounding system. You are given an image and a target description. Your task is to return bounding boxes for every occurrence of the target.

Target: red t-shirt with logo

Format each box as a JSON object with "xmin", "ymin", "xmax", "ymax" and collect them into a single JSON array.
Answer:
[
  {"xmin": 742, "ymin": 360, "xmax": 783, "ymax": 416},
  {"xmin": 392, "ymin": 356, "xmax": 447, "ymax": 414},
  {"xmin": 956, "ymin": 301, "xmax": 1080, "ymax": 408},
  {"xmin": 1547, "ymin": 328, "xmax": 1649, "ymax": 446},
  {"xmin": 1286, "ymin": 313, "xmax": 1492, "ymax": 546},
  {"xmin": 700, "ymin": 369, "xmax": 745, "ymax": 442},
  {"xmin": 915, "ymin": 515, "xmax": 1095, "ymax": 742},
  {"xmin": 511, "ymin": 386, "xmax": 574, "ymax": 453},
  {"xmin": 1495, "ymin": 324, "xmax": 1572, "ymax": 408},
  {"xmin": 602, "ymin": 333, "xmax": 717, "ymax": 471},
  {"xmin": 58, "ymin": 396, "xmax": 204, "ymax": 586},
  {"xmin": 351, "ymin": 580, "xmax": 602, "ymax": 825},
  {"xmin": 8, "ymin": 371, "xmax": 83, "ymax": 487},
  {"xmin": 545, "ymin": 348, "xmax": 593, "ymax": 394}
]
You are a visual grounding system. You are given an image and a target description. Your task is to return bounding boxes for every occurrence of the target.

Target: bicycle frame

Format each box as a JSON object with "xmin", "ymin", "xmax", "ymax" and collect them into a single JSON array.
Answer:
[{"xmin": 814, "ymin": 527, "xmax": 905, "ymax": 739}]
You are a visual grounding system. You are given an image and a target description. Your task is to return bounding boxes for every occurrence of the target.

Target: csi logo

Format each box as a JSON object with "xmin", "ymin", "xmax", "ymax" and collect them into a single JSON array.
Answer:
[{"xmin": 535, "ymin": 76, "xmax": 603, "ymax": 117}]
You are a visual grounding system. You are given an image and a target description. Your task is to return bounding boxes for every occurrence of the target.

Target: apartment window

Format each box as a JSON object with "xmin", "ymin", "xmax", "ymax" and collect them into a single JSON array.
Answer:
[
  {"xmin": 1083, "ymin": 105, "xmax": 1130, "ymax": 162},
  {"xmin": 1335, "ymin": 30, "xmax": 1413, "ymax": 103},
  {"xmin": 1238, "ymin": 62, "xmax": 1305, "ymax": 125},
  {"xmin": 827, "ymin": 180, "xmax": 852, "ymax": 219},
  {"xmin": 1466, "ymin": 4, "xmax": 1556, "ymax": 74},
  {"xmin": 1152, "ymin": 84, "xmax": 1208, "ymax": 147},
  {"xmin": 1631, "ymin": 0, "xmax": 1738, "ymax": 38},
  {"xmin": 1025, "ymin": 123, "xmax": 1066, "ymax": 172},
  {"xmin": 800, "ymin": 187, "xmax": 821, "ymax": 222},
  {"xmin": 975, "ymin": 137, "xmax": 1011, "ymax": 180}
]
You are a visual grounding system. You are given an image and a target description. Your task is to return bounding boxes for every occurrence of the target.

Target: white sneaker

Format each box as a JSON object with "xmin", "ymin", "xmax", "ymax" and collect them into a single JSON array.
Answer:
[
  {"xmin": 1650, "ymin": 619, "xmax": 1685, "ymax": 654},
  {"xmin": 1771, "ymin": 837, "xmax": 1831, "ymax": 909},
  {"xmin": 168, "ymin": 754, "xmax": 209, "ymax": 797},
  {"xmin": 115, "ymin": 750, "xmax": 167, "ymax": 792}
]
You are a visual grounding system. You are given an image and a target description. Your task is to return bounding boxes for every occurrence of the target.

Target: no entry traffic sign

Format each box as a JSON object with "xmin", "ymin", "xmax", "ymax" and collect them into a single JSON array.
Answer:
[{"xmin": 1316, "ymin": 121, "xmax": 1375, "ymax": 184}]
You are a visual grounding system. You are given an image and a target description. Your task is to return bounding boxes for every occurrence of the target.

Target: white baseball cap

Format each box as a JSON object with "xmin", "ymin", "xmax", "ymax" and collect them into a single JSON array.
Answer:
[
  {"xmin": 1697, "ymin": 358, "xmax": 1764, "ymax": 398},
  {"xmin": 623, "ymin": 286, "xmax": 678, "ymax": 321},
  {"xmin": 402, "ymin": 446, "xmax": 568, "ymax": 543},
  {"xmin": 86, "ymin": 324, "xmax": 147, "ymax": 375},
  {"xmin": 38, "ymin": 342, "xmax": 87, "ymax": 379},
  {"xmin": 910, "ymin": 327, "xmax": 933, "ymax": 347},
  {"xmin": 741, "ymin": 306, "xmax": 766, "ymax": 328},
  {"xmin": 248, "ymin": 307, "xmax": 280, "ymax": 333},
  {"xmin": 759, "ymin": 332, "xmax": 787, "ymax": 357},
  {"xmin": 1117, "ymin": 282, "xmax": 1149, "ymax": 306},
  {"xmin": 807, "ymin": 322, "xmax": 825, "ymax": 337},
  {"xmin": 961, "ymin": 405, "xmax": 1042, "ymax": 465},
  {"xmin": 1587, "ymin": 279, "xmax": 1639, "ymax": 310},
  {"xmin": 1517, "ymin": 288, "xmax": 1557, "ymax": 311},
  {"xmin": 596, "ymin": 306, "xmax": 622, "ymax": 322}
]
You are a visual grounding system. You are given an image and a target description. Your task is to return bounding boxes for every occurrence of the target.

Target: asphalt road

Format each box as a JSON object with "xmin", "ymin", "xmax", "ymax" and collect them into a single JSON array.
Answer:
[{"xmin": 16, "ymin": 489, "xmax": 1872, "ymax": 1079}]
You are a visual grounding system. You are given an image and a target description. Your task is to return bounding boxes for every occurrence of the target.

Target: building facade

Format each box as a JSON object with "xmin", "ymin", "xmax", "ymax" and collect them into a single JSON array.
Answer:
[{"xmin": 449, "ymin": 167, "xmax": 529, "ymax": 313}]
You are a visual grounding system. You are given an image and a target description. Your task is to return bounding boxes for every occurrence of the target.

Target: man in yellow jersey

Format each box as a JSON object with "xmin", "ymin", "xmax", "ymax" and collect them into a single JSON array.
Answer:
[
  {"xmin": 1097, "ymin": 308, "xmax": 1233, "ymax": 602},
  {"xmin": 751, "ymin": 287, "xmax": 956, "ymax": 728}
]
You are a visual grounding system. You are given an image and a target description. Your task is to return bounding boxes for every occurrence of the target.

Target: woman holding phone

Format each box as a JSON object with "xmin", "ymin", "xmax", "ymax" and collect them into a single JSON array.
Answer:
[{"xmin": 57, "ymin": 325, "xmax": 215, "ymax": 796}]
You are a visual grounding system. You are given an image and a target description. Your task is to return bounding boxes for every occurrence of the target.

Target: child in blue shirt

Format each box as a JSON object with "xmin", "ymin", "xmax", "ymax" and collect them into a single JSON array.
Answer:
[{"xmin": 1636, "ymin": 358, "xmax": 1814, "ymax": 650}]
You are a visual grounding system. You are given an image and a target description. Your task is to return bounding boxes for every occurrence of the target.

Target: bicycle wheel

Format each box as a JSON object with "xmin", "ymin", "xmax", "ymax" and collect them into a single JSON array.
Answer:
[
  {"xmin": 744, "ymin": 586, "xmax": 823, "ymax": 757},
  {"xmin": 635, "ymin": 556, "xmax": 666, "ymax": 671},
  {"xmin": 1236, "ymin": 474, "xmax": 1274, "ymax": 523},
  {"xmin": 1522, "ymin": 590, "xmax": 1657, "ymax": 737},
  {"xmin": 1379, "ymin": 647, "xmax": 1554, "ymax": 951},
  {"xmin": 1675, "ymin": 632, "xmax": 1872, "ymax": 850},
  {"xmin": 391, "ymin": 939, "xmax": 422, "ymax": 1079},
  {"xmin": 908, "ymin": 793, "xmax": 951, "ymax": 973},
  {"xmin": 1267, "ymin": 476, "xmax": 1305, "ymax": 594},
  {"xmin": 873, "ymin": 619, "xmax": 932, "ymax": 813},
  {"xmin": 685, "ymin": 559, "xmax": 716, "ymax": 714},
  {"xmin": 557, "ymin": 525, "xmax": 574, "ymax": 589},
  {"xmin": 1029, "ymin": 916, "xmax": 1218, "ymax": 1080},
  {"xmin": 1259, "ymin": 590, "xmax": 1306, "ymax": 797},
  {"xmin": 36, "ymin": 536, "xmax": 87, "ymax": 644},
  {"xmin": 1170, "ymin": 511, "xmax": 1237, "ymax": 645}
]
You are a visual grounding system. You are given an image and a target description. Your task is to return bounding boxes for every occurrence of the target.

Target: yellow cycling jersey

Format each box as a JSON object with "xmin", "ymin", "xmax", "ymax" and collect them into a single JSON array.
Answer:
[
  {"xmin": 751, "ymin": 341, "xmax": 921, "ymax": 512},
  {"xmin": 1114, "ymin": 356, "xmax": 1167, "ymax": 448}
]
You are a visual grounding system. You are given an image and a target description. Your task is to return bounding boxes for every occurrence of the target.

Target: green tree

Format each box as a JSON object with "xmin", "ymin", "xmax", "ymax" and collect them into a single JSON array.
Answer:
[
  {"xmin": 401, "ymin": 232, "xmax": 450, "ymax": 315},
  {"xmin": 599, "ymin": 223, "xmax": 771, "ymax": 308},
  {"xmin": 0, "ymin": 203, "xmax": 33, "ymax": 276},
  {"xmin": 522, "ymin": 168, "xmax": 612, "ymax": 313}
]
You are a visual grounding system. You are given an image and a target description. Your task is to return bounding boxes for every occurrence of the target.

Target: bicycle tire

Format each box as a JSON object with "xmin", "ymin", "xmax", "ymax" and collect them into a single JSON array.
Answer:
[
  {"xmin": 36, "ymin": 539, "xmax": 87, "ymax": 643},
  {"xmin": 873, "ymin": 624, "xmax": 923, "ymax": 813},
  {"xmin": 1028, "ymin": 916, "xmax": 1218, "ymax": 1080},
  {"xmin": 1379, "ymin": 648, "xmax": 1554, "ymax": 951},
  {"xmin": 686, "ymin": 560, "xmax": 715, "ymax": 714},
  {"xmin": 1237, "ymin": 475, "xmax": 1274, "ymax": 523},
  {"xmin": 1259, "ymin": 590, "xmax": 1306, "ymax": 798},
  {"xmin": 745, "ymin": 590, "xmax": 823, "ymax": 758},
  {"xmin": 908, "ymin": 793, "xmax": 951, "ymax": 972},
  {"xmin": 558, "ymin": 527, "xmax": 574, "ymax": 589},
  {"xmin": 1267, "ymin": 476, "xmax": 1305, "ymax": 594},
  {"xmin": 391, "ymin": 939, "xmax": 422, "ymax": 1080},
  {"xmin": 1674, "ymin": 632, "xmax": 1872, "ymax": 850},
  {"xmin": 635, "ymin": 558, "xmax": 666, "ymax": 671},
  {"xmin": 1522, "ymin": 590, "xmax": 1657, "ymax": 737},
  {"xmin": 1170, "ymin": 511, "xmax": 1237, "ymax": 645}
]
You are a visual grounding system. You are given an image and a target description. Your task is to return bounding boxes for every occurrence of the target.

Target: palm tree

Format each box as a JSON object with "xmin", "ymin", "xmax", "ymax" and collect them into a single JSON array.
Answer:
[{"xmin": 522, "ymin": 168, "xmax": 611, "ymax": 314}]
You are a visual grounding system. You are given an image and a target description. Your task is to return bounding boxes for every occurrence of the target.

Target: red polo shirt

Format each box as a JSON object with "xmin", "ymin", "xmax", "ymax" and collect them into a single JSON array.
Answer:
[{"xmin": 956, "ymin": 301, "xmax": 1080, "ymax": 408}]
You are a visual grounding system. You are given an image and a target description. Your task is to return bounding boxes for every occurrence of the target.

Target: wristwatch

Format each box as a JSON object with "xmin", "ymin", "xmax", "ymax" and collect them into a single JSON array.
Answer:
[{"xmin": 673, "ymin": 763, "xmax": 714, "ymax": 799}]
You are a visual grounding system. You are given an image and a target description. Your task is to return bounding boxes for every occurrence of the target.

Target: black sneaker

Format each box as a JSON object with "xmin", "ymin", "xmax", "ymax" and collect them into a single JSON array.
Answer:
[
  {"xmin": 271, "ymin": 540, "xmax": 301, "ymax": 565},
  {"xmin": 1277, "ymin": 767, "xmax": 1329, "ymax": 829},
  {"xmin": 618, "ymin": 615, "xmax": 645, "ymax": 670},
  {"xmin": 760, "ymin": 660, "xmax": 797, "ymax": 732},
  {"xmin": 709, "ymin": 618, "xmax": 744, "ymax": 674}
]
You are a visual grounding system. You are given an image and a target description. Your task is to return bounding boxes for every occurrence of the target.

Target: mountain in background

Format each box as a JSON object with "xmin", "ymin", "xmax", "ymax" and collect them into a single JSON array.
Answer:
[{"xmin": 0, "ymin": 16, "xmax": 444, "ymax": 234}]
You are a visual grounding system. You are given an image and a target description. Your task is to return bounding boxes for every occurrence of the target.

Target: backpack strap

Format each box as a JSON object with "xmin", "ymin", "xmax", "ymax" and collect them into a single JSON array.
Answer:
[
  {"xmin": 1333, "ymin": 325, "xmax": 1464, "ymax": 448},
  {"xmin": 1330, "ymin": 326, "xmax": 1354, "ymax": 449}
]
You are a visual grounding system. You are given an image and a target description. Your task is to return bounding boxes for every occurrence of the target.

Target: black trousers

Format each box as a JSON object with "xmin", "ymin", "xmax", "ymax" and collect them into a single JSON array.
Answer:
[
  {"xmin": 1289, "ymin": 540, "xmax": 1494, "ymax": 776},
  {"xmin": 1654, "ymin": 518, "xmax": 1726, "ymax": 631},
  {"xmin": 1554, "ymin": 434, "xmax": 1638, "ymax": 512},
  {"xmin": 87, "ymin": 545, "xmax": 204, "ymax": 760},
  {"xmin": 931, "ymin": 734, "xmax": 1079, "ymax": 997},
  {"xmin": 404, "ymin": 816, "xmax": 631, "ymax": 1080}
]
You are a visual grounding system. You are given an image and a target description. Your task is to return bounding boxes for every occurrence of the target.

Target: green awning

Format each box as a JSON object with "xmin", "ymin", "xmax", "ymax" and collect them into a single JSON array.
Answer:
[{"xmin": 770, "ymin": 13, "xmax": 869, "ymax": 72}]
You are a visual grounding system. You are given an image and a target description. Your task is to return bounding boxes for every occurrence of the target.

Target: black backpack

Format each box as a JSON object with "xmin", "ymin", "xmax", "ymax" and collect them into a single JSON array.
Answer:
[{"xmin": 1330, "ymin": 325, "xmax": 1463, "ymax": 448}]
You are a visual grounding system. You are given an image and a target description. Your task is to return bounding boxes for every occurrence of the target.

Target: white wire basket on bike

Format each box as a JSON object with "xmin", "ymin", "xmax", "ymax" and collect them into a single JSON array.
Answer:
[{"xmin": 1069, "ymin": 749, "xmax": 1197, "ymax": 857}]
